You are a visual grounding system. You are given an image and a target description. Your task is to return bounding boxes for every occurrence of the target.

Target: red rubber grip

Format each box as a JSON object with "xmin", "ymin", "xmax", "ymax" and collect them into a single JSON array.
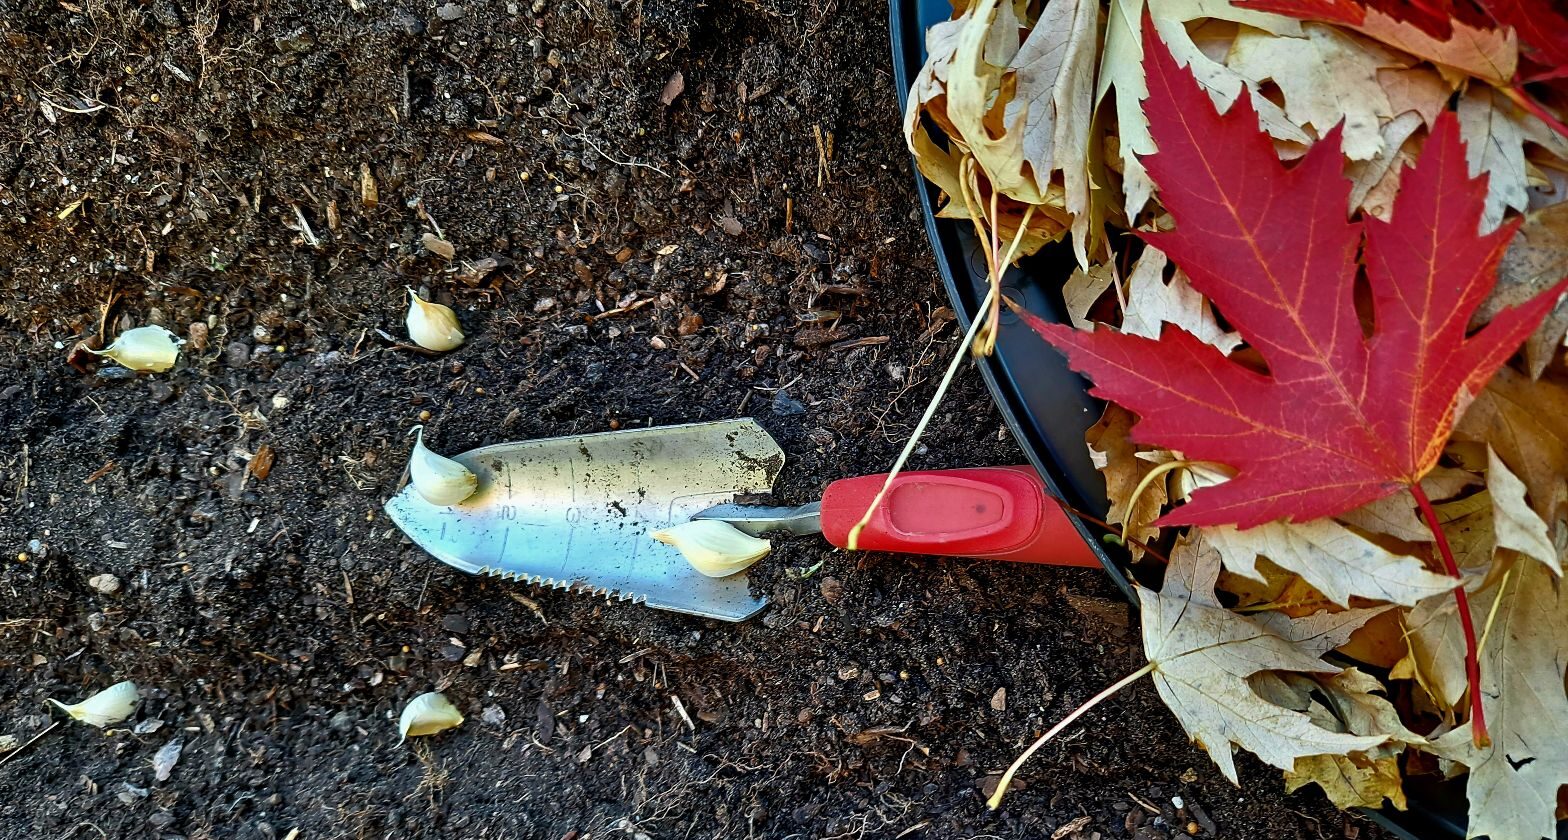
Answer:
[{"xmin": 819, "ymin": 466, "xmax": 1101, "ymax": 567}]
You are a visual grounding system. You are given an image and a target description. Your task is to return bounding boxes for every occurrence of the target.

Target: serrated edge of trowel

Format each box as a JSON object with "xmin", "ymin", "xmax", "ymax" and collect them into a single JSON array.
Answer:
[
  {"xmin": 476, "ymin": 563, "xmax": 768, "ymax": 622},
  {"xmin": 478, "ymin": 565, "xmax": 649, "ymax": 604}
]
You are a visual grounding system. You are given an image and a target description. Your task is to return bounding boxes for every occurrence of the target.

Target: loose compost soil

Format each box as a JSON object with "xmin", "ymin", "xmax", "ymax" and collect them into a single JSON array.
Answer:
[{"xmin": 0, "ymin": 1, "xmax": 1386, "ymax": 837}]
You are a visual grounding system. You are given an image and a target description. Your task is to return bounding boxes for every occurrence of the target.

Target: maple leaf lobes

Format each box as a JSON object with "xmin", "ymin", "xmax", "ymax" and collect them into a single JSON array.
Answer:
[{"xmin": 1023, "ymin": 15, "xmax": 1568, "ymax": 529}]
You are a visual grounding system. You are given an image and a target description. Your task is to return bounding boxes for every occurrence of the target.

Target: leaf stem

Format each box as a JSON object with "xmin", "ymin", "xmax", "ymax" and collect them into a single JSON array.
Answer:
[
  {"xmin": 987, "ymin": 662, "xmax": 1156, "ymax": 810},
  {"xmin": 845, "ymin": 284, "xmax": 996, "ymax": 551},
  {"xmin": 1409, "ymin": 482, "xmax": 1489, "ymax": 748}
]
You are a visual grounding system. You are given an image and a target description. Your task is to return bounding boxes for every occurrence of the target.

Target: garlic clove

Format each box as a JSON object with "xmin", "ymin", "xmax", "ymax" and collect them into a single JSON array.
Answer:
[
  {"xmin": 405, "ymin": 288, "xmax": 466, "ymax": 351},
  {"xmin": 408, "ymin": 426, "xmax": 479, "ymax": 506},
  {"xmin": 650, "ymin": 520, "xmax": 771, "ymax": 578},
  {"xmin": 49, "ymin": 680, "xmax": 140, "ymax": 728},
  {"xmin": 90, "ymin": 326, "xmax": 183, "ymax": 372},
  {"xmin": 398, "ymin": 691, "xmax": 464, "ymax": 743}
]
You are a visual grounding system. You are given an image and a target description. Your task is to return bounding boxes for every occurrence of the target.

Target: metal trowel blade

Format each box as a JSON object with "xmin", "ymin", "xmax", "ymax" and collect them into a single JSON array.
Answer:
[{"xmin": 384, "ymin": 419, "xmax": 783, "ymax": 621}]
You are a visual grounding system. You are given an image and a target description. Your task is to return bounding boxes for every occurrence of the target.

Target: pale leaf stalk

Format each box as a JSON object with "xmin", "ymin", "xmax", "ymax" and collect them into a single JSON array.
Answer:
[
  {"xmin": 1476, "ymin": 565, "xmax": 1516, "ymax": 661},
  {"xmin": 987, "ymin": 662, "xmax": 1156, "ymax": 810},
  {"xmin": 1410, "ymin": 483, "xmax": 1488, "ymax": 747},
  {"xmin": 1116, "ymin": 459, "xmax": 1190, "ymax": 546},
  {"xmin": 846, "ymin": 282, "xmax": 996, "ymax": 551},
  {"xmin": 846, "ymin": 165, "xmax": 1036, "ymax": 550}
]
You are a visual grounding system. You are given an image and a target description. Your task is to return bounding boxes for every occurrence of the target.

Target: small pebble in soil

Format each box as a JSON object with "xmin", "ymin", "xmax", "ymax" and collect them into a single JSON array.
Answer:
[
  {"xmin": 88, "ymin": 573, "xmax": 121, "ymax": 594},
  {"xmin": 436, "ymin": 2, "xmax": 464, "ymax": 20},
  {"xmin": 118, "ymin": 782, "xmax": 149, "ymax": 805},
  {"xmin": 818, "ymin": 576, "xmax": 843, "ymax": 604},
  {"xmin": 772, "ymin": 391, "xmax": 805, "ymax": 416}
]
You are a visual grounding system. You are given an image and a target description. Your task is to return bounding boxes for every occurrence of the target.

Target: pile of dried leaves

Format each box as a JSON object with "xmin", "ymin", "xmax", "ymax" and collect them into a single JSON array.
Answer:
[{"xmin": 906, "ymin": 1, "xmax": 1568, "ymax": 838}]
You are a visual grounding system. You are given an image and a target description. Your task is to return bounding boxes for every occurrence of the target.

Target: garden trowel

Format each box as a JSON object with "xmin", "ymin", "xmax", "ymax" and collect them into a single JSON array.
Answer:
[{"xmin": 385, "ymin": 419, "xmax": 1098, "ymax": 622}]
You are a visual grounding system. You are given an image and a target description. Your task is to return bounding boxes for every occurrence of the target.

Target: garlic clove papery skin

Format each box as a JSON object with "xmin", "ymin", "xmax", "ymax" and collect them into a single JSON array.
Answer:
[
  {"xmin": 650, "ymin": 520, "xmax": 771, "ymax": 578},
  {"xmin": 408, "ymin": 426, "xmax": 479, "ymax": 506},
  {"xmin": 49, "ymin": 680, "xmax": 140, "ymax": 728},
  {"xmin": 92, "ymin": 326, "xmax": 183, "ymax": 372},
  {"xmin": 405, "ymin": 289, "xmax": 466, "ymax": 351},
  {"xmin": 398, "ymin": 692, "xmax": 464, "ymax": 743}
]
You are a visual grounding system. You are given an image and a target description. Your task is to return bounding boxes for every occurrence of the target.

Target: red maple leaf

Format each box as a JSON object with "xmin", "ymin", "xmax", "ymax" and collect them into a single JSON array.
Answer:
[{"xmin": 1022, "ymin": 16, "xmax": 1568, "ymax": 530}]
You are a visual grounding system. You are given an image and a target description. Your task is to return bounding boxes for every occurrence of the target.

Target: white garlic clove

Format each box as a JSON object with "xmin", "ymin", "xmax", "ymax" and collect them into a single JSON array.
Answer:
[
  {"xmin": 650, "ymin": 520, "xmax": 771, "ymax": 578},
  {"xmin": 405, "ymin": 288, "xmax": 466, "ymax": 351},
  {"xmin": 91, "ymin": 326, "xmax": 183, "ymax": 372},
  {"xmin": 407, "ymin": 426, "xmax": 479, "ymax": 506},
  {"xmin": 49, "ymin": 680, "xmax": 140, "ymax": 728},
  {"xmin": 398, "ymin": 691, "xmax": 464, "ymax": 743}
]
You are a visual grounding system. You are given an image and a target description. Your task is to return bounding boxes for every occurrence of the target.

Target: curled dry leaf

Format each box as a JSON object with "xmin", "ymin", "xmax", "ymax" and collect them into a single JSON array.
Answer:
[
  {"xmin": 1225, "ymin": 24, "xmax": 1416, "ymax": 161},
  {"xmin": 1267, "ymin": 668, "xmax": 1424, "ymax": 810},
  {"xmin": 1336, "ymin": 466, "xmax": 1481, "ymax": 543},
  {"xmin": 905, "ymin": 0, "xmax": 1100, "ymax": 260},
  {"xmin": 1062, "ymin": 261, "xmax": 1117, "ymax": 329},
  {"xmin": 1238, "ymin": 0, "xmax": 1518, "ymax": 84}
]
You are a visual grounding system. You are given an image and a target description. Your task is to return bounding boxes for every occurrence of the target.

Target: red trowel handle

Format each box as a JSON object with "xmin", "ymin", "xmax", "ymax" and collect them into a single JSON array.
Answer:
[{"xmin": 819, "ymin": 466, "xmax": 1101, "ymax": 567}]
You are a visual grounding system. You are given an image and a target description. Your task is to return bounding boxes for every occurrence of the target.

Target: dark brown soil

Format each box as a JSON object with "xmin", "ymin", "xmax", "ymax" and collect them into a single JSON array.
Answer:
[{"xmin": 0, "ymin": 2, "xmax": 1384, "ymax": 838}]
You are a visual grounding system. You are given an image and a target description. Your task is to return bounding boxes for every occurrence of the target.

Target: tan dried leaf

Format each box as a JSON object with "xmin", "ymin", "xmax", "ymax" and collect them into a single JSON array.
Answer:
[
  {"xmin": 1337, "ymin": 466, "xmax": 1480, "ymax": 543},
  {"xmin": 1474, "ymin": 202, "xmax": 1568, "ymax": 378},
  {"xmin": 1203, "ymin": 517, "xmax": 1456, "ymax": 607},
  {"xmin": 1088, "ymin": 405, "xmax": 1166, "ymax": 558},
  {"xmin": 1486, "ymin": 447, "xmax": 1560, "ymax": 574},
  {"xmin": 1138, "ymin": 533, "xmax": 1386, "ymax": 784},
  {"xmin": 1339, "ymin": 6, "xmax": 1515, "ymax": 86},
  {"xmin": 1278, "ymin": 669, "xmax": 1424, "ymax": 810},
  {"xmin": 1119, "ymin": 246, "xmax": 1241, "ymax": 353},
  {"xmin": 1431, "ymin": 561, "xmax": 1568, "ymax": 840},
  {"xmin": 1455, "ymin": 367, "xmax": 1568, "ymax": 523},
  {"xmin": 1457, "ymin": 86, "xmax": 1568, "ymax": 233},
  {"xmin": 1063, "ymin": 261, "xmax": 1117, "ymax": 329},
  {"xmin": 1375, "ymin": 65, "xmax": 1452, "ymax": 127},
  {"xmin": 1226, "ymin": 24, "xmax": 1408, "ymax": 161},
  {"xmin": 1098, "ymin": 0, "xmax": 1306, "ymax": 219}
]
